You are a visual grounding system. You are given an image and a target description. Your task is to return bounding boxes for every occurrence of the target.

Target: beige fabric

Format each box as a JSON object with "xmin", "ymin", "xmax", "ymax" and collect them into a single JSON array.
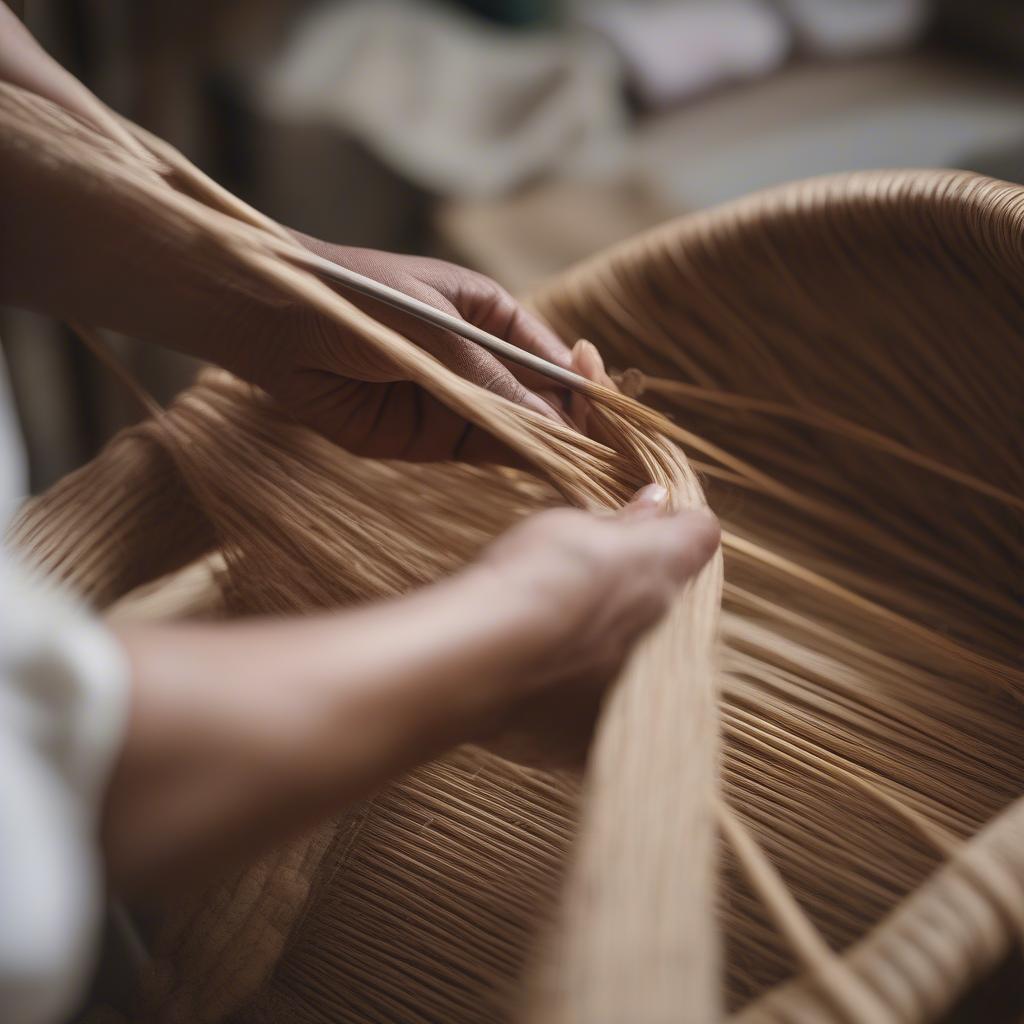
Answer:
[{"xmin": 262, "ymin": 0, "xmax": 625, "ymax": 198}]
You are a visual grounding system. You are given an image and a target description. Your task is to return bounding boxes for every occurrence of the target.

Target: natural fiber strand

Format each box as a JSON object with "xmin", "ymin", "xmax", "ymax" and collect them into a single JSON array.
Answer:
[{"xmin": 4, "ymin": 80, "xmax": 1022, "ymax": 1023}]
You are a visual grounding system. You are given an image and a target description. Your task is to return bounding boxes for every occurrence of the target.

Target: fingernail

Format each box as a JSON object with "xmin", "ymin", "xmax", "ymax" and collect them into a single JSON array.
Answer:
[{"xmin": 633, "ymin": 483, "xmax": 668, "ymax": 508}]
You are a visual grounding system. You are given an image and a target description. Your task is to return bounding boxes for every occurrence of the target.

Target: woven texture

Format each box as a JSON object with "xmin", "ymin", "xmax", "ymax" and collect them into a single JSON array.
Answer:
[{"xmin": 4, "ymin": 76, "xmax": 1022, "ymax": 1024}]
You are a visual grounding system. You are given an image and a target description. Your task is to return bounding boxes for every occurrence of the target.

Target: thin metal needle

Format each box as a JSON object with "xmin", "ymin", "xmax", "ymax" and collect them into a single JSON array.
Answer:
[{"xmin": 285, "ymin": 247, "xmax": 593, "ymax": 393}]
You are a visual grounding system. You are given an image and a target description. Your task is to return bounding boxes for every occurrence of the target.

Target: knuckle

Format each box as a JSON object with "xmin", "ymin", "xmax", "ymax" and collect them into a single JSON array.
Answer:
[
  {"xmin": 477, "ymin": 366, "xmax": 517, "ymax": 395},
  {"xmin": 470, "ymin": 280, "xmax": 516, "ymax": 324}
]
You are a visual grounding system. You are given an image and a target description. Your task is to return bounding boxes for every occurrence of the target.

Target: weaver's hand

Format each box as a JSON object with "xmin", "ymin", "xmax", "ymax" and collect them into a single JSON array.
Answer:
[
  {"xmin": 468, "ymin": 485, "xmax": 721, "ymax": 765},
  {"xmin": 249, "ymin": 238, "xmax": 585, "ymax": 462},
  {"xmin": 106, "ymin": 487, "xmax": 718, "ymax": 890},
  {"xmin": 0, "ymin": 8, "xmax": 590, "ymax": 464}
]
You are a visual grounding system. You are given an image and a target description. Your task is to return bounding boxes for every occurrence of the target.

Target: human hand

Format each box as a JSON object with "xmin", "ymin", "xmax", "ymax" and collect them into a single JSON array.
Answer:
[
  {"xmin": 245, "ymin": 237, "xmax": 595, "ymax": 463},
  {"xmin": 104, "ymin": 487, "xmax": 717, "ymax": 889},
  {"xmin": 0, "ymin": 72, "xmax": 592, "ymax": 466},
  {"xmin": 462, "ymin": 485, "xmax": 721, "ymax": 766},
  {"xmin": 0, "ymin": 102, "xmax": 592, "ymax": 467},
  {"xmin": 0, "ymin": 13, "xmax": 589, "ymax": 464}
]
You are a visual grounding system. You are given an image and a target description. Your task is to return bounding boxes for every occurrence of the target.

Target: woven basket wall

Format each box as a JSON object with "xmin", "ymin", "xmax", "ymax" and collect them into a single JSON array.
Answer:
[{"xmin": 14, "ymin": 169, "xmax": 1023, "ymax": 1024}]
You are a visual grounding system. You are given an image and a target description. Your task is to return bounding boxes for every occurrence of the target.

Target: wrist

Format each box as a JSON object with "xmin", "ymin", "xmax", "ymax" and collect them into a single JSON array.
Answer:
[
  {"xmin": 336, "ymin": 566, "xmax": 547, "ymax": 756},
  {"xmin": 436, "ymin": 559, "xmax": 558, "ymax": 713}
]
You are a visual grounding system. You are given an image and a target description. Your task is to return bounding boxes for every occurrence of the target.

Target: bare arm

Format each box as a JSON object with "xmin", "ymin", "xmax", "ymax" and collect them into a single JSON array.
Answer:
[
  {"xmin": 105, "ymin": 570, "xmax": 533, "ymax": 894},
  {"xmin": 103, "ymin": 494, "xmax": 720, "ymax": 896},
  {"xmin": 0, "ymin": 4, "xmax": 101, "ymax": 124},
  {"xmin": 0, "ymin": 2, "xmax": 143, "ymax": 152},
  {"xmin": 0, "ymin": 2, "xmax": 723, "ymax": 897},
  {"xmin": 0, "ymin": 4, "xmax": 575, "ymax": 459}
]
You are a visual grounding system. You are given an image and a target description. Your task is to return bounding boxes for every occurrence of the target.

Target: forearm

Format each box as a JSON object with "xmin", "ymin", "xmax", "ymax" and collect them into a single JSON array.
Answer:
[
  {"xmin": 0, "ymin": 3, "xmax": 135, "ymax": 148},
  {"xmin": 102, "ymin": 568, "xmax": 534, "ymax": 895},
  {"xmin": 0, "ymin": 97, "xmax": 280, "ymax": 374},
  {"xmin": 0, "ymin": 12, "xmax": 285, "ymax": 381},
  {"xmin": 0, "ymin": 5, "xmax": 186, "ymax": 331}
]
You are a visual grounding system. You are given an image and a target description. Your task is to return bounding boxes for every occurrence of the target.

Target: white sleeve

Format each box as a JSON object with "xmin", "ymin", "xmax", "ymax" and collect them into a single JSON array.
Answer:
[{"xmin": 0, "ymin": 548, "xmax": 130, "ymax": 1024}]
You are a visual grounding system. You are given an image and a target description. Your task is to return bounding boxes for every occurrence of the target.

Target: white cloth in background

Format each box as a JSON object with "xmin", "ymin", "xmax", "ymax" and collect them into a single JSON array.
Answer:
[
  {"xmin": 777, "ymin": 0, "xmax": 930, "ymax": 58},
  {"xmin": 574, "ymin": 0, "xmax": 930, "ymax": 111},
  {"xmin": 579, "ymin": 1, "xmax": 790, "ymax": 111},
  {"xmin": 261, "ymin": 0, "xmax": 627, "ymax": 198},
  {"xmin": 0, "ymin": 348, "xmax": 130, "ymax": 1024}
]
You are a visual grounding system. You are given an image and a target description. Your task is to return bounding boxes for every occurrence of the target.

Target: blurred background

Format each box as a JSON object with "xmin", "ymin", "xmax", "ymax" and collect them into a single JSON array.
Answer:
[{"xmin": 3, "ymin": 0, "xmax": 1023, "ymax": 491}]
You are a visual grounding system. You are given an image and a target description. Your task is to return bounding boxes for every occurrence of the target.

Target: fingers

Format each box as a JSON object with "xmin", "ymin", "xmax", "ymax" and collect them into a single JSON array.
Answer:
[
  {"xmin": 583, "ymin": 504, "xmax": 719, "ymax": 660},
  {"xmin": 493, "ymin": 303, "xmax": 575, "ymax": 395},
  {"xmin": 624, "ymin": 508, "xmax": 721, "ymax": 585},
  {"xmin": 456, "ymin": 279, "xmax": 581, "ymax": 410},
  {"xmin": 300, "ymin": 246, "xmax": 565, "ymax": 425},
  {"xmin": 571, "ymin": 338, "xmax": 615, "ymax": 390},
  {"xmin": 391, "ymin": 281, "xmax": 566, "ymax": 425},
  {"xmin": 403, "ymin": 283, "xmax": 561, "ymax": 421},
  {"xmin": 466, "ymin": 283, "xmax": 573, "ymax": 372},
  {"xmin": 619, "ymin": 483, "xmax": 669, "ymax": 518},
  {"xmin": 366, "ymin": 269, "xmax": 566, "ymax": 421},
  {"xmin": 474, "ymin": 493, "xmax": 719, "ymax": 769},
  {"xmin": 291, "ymin": 243, "xmax": 574, "ymax": 422},
  {"xmin": 613, "ymin": 487, "xmax": 720, "ymax": 585},
  {"xmin": 504, "ymin": 303, "xmax": 574, "ymax": 370},
  {"xmin": 426, "ymin": 339, "xmax": 565, "ymax": 466},
  {"xmin": 569, "ymin": 339, "xmax": 617, "ymax": 434},
  {"xmin": 459, "ymin": 349, "xmax": 566, "ymax": 423}
]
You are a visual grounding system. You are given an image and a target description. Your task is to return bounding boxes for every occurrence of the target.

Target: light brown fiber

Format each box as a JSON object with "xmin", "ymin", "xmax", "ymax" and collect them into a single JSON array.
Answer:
[{"xmin": 4, "ymin": 82, "xmax": 1022, "ymax": 1024}]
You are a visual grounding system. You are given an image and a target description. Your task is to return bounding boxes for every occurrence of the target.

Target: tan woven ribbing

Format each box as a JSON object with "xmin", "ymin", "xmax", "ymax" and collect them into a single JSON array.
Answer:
[
  {"xmin": 2, "ymin": 81, "xmax": 722, "ymax": 1022},
  {"xmin": 8, "ymin": 422, "xmax": 215, "ymax": 607},
  {"xmin": 528, "ymin": 167, "xmax": 1023, "ymax": 1019},
  {"xmin": 523, "ymin": 558, "xmax": 721, "ymax": 1024},
  {"xmin": 5, "ymin": 76, "xmax": 1023, "ymax": 1024},
  {"xmin": 733, "ymin": 796, "xmax": 1024, "ymax": 1022}
]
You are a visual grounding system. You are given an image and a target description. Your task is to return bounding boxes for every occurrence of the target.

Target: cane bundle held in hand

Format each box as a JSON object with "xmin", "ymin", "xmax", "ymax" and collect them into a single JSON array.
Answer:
[{"xmin": 6, "ymin": 80, "xmax": 1022, "ymax": 1024}]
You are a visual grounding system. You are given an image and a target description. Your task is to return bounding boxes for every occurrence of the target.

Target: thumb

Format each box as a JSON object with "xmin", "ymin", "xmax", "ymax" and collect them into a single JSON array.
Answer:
[
  {"xmin": 570, "ymin": 339, "xmax": 617, "ymax": 436},
  {"xmin": 619, "ymin": 483, "xmax": 670, "ymax": 519}
]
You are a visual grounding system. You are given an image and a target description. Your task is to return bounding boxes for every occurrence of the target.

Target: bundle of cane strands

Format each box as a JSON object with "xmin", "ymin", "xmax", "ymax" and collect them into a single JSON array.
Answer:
[{"xmin": 4, "ymin": 79, "xmax": 1023, "ymax": 1024}]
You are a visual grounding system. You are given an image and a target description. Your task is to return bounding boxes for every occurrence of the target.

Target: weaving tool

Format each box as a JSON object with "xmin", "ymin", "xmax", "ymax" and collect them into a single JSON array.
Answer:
[{"xmin": 287, "ymin": 246, "xmax": 593, "ymax": 392}]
